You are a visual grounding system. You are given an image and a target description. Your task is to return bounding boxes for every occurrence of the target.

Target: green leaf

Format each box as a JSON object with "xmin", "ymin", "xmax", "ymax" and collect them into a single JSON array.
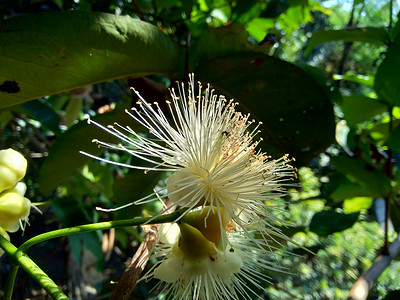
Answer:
[
  {"xmin": 113, "ymin": 169, "xmax": 162, "ymax": 220},
  {"xmin": 39, "ymin": 107, "xmax": 142, "ymax": 195},
  {"xmin": 340, "ymin": 95, "xmax": 388, "ymax": 127},
  {"xmin": 330, "ymin": 156, "xmax": 391, "ymax": 197},
  {"xmin": 309, "ymin": 210, "xmax": 359, "ymax": 236},
  {"xmin": 330, "ymin": 181, "xmax": 377, "ymax": 200},
  {"xmin": 343, "ymin": 197, "xmax": 373, "ymax": 213},
  {"xmin": 65, "ymin": 98, "xmax": 83, "ymax": 128},
  {"xmin": 195, "ymin": 53, "xmax": 335, "ymax": 165},
  {"xmin": 21, "ymin": 100, "xmax": 61, "ymax": 133},
  {"xmin": 190, "ymin": 23, "xmax": 274, "ymax": 69},
  {"xmin": 245, "ymin": 18, "xmax": 275, "ymax": 42},
  {"xmin": 305, "ymin": 27, "xmax": 390, "ymax": 57},
  {"xmin": 261, "ymin": 0, "xmax": 289, "ymax": 18},
  {"xmin": 0, "ymin": 11, "xmax": 182, "ymax": 108},
  {"xmin": 333, "ymin": 73, "xmax": 374, "ymax": 87},
  {"xmin": 375, "ymin": 34, "xmax": 400, "ymax": 106}
]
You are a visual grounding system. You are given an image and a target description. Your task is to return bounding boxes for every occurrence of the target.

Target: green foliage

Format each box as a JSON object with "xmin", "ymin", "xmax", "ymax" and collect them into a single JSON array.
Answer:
[
  {"xmin": 0, "ymin": 11, "xmax": 182, "ymax": 107},
  {"xmin": 1, "ymin": 0, "xmax": 400, "ymax": 299},
  {"xmin": 375, "ymin": 33, "xmax": 400, "ymax": 106},
  {"xmin": 309, "ymin": 210, "xmax": 360, "ymax": 236},
  {"xmin": 305, "ymin": 27, "xmax": 390, "ymax": 57}
]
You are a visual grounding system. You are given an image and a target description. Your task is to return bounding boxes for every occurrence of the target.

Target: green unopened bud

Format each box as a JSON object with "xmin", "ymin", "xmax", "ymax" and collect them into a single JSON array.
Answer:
[
  {"xmin": 181, "ymin": 206, "xmax": 229, "ymax": 250},
  {"xmin": 0, "ymin": 149, "xmax": 27, "ymax": 193},
  {"xmin": 0, "ymin": 226, "xmax": 10, "ymax": 257},
  {"xmin": 0, "ymin": 183, "xmax": 31, "ymax": 232},
  {"xmin": 177, "ymin": 222, "xmax": 216, "ymax": 261}
]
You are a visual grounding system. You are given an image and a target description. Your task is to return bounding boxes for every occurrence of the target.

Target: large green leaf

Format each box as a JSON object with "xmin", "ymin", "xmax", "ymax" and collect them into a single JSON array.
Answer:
[
  {"xmin": 375, "ymin": 34, "xmax": 400, "ymax": 106},
  {"xmin": 309, "ymin": 210, "xmax": 359, "ymax": 236},
  {"xmin": 330, "ymin": 156, "xmax": 391, "ymax": 198},
  {"xmin": 190, "ymin": 22, "xmax": 273, "ymax": 69},
  {"xmin": 305, "ymin": 27, "xmax": 390, "ymax": 57},
  {"xmin": 0, "ymin": 11, "xmax": 182, "ymax": 108},
  {"xmin": 340, "ymin": 95, "xmax": 388, "ymax": 127},
  {"xmin": 330, "ymin": 181, "xmax": 377, "ymax": 200},
  {"xmin": 195, "ymin": 53, "xmax": 335, "ymax": 165},
  {"xmin": 113, "ymin": 169, "xmax": 162, "ymax": 220},
  {"xmin": 39, "ymin": 107, "xmax": 143, "ymax": 195}
]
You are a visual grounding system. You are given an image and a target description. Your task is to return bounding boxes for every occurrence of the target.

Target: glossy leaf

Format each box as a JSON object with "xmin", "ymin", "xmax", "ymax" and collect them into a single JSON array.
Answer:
[
  {"xmin": 330, "ymin": 181, "xmax": 377, "ymax": 200},
  {"xmin": 305, "ymin": 27, "xmax": 389, "ymax": 57},
  {"xmin": 340, "ymin": 95, "xmax": 387, "ymax": 127},
  {"xmin": 39, "ymin": 107, "xmax": 142, "ymax": 195},
  {"xmin": 195, "ymin": 53, "xmax": 335, "ymax": 164},
  {"xmin": 190, "ymin": 23, "xmax": 272, "ymax": 69},
  {"xmin": 309, "ymin": 210, "xmax": 359, "ymax": 236},
  {"xmin": 330, "ymin": 156, "xmax": 391, "ymax": 197},
  {"xmin": 0, "ymin": 11, "xmax": 182, "ymax": 108},
  {"xmin": 333, "ymin": 73, "xmax": 374, "ymax": 87},
  {"xmin": 375, "ymin": 34, "xmax": 400, "ymax": 106}
]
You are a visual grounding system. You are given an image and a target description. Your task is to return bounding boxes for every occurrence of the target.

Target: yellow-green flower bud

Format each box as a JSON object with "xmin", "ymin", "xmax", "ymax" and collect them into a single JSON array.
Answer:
[
  {"xmin": 177, "ymin": 222, "xmax": 217, "ymax": 262},
  {"xmin": 0, "ymin": 183, "xmax": 31, "ymax": 232},
  {"xmin": 0, "ymin": 149, "xmax": 27, "ymax": 193},
  {"xmin": 181, "ymin": 206, "xmax": 229, "ymax": 250},
  {"xmin": 0, "ymin": 226, "xmax": 10, "ymax": 257}
]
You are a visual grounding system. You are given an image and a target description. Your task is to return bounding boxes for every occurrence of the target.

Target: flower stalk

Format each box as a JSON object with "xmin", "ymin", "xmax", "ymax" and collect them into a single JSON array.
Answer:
[{"xmin": 0, "ymin": 210, "xmax": 185, "ymax": 299}]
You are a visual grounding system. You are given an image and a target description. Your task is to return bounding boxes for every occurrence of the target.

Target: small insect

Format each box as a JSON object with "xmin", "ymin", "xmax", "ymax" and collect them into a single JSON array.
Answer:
[{"xmin": 222, "ymin": 131, "xmax": 230, "ymax": 137}]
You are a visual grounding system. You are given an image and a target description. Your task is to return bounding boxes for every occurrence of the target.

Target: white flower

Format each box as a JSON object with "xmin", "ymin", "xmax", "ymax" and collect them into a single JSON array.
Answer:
[
  {"xmin": 82, "ymin": 74, "xmax": 295, "ymax": 238},
  {"xmin": 143, "ymin": 207, "xmax": 285, "ymax": 300}
]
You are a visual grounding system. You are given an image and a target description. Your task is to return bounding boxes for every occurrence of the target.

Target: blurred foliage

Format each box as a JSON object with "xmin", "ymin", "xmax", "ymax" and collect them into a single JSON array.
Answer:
[{"xmin": 1, "ymin": 0, "xmax": 400, "ymax": 299}]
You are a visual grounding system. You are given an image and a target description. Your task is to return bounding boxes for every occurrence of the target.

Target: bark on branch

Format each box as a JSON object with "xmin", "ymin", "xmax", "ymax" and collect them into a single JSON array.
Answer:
[{"xmin": 348, "ymin": 233, "xmax": 400, "ymax": 300}]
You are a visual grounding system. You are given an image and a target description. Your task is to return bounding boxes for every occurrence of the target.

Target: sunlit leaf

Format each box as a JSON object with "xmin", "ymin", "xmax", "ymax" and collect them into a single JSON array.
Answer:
[
  {"xmin": 330, "ymin": 181, "xmax": 377, "ymax": 200},
  {"xmin": 190, "ymin": 23, "xmax": 273, "ymax": 68},
  {"xmin": 340, "ymin": 95, "xmax": 387, "ymax": 127},
  {"xmin": 343, "ymin": 197, "xmax": 373, "ymax": 213},
  {"xmin": 333, "ymin": 73, "xmax": 374, "ymax": 87},
  {"xmin": 0, "ymin": 11, "xmax": 182, "ymax": 108},
  {"xmin": 330, "ymin": 156, "xmax": 391, "ymax": 197},
  {"xmin": 305, "ymin": 27, "xmax": 389, "ymax": 57}
]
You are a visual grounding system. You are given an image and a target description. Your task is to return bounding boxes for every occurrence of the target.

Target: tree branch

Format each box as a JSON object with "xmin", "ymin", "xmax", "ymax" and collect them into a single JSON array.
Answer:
[
  {"xmin": 109, "ymin": 224, "xmax": 160, "ymax": 300},
  {"xmin": 348, "ymin": 233, "xmax": 400, "ymax": 300},
  {"xmin": 110, "ymin": 201, "xmax": 176, "ymax": 300}
]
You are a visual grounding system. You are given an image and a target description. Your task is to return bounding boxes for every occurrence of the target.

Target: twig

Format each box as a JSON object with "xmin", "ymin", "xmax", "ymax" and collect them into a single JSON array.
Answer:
[
  {"xmin": 348, "ymin": 233, "xmax": 400, "ymax": 300},
  {"xmin": 110, "ymin": 202, "xmax": 175, "ymax": 300}
]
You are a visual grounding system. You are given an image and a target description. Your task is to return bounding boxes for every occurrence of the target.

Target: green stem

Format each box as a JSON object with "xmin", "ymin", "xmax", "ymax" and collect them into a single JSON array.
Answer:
[
  {"xmin": 19, "ymin": 210, "xmax": 182, "ymax": 253},
  {"xmin": 0, "ymin": 210, "xmax": 182, "ymax": 299},
  {"xmin": 0, "ymin": 235, "xmax": 68, "ymax": 300},
  {"xmin": 4, "ymin": 265, "xmax": 19, "ymax": 300}
]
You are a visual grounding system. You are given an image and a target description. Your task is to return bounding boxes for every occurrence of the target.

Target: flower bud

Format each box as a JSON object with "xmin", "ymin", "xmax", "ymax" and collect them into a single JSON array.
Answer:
[
  {"xmin": 177, "ymin": 222, "xmax": 216, "ymax": 262},
  {"xmin": 0, "ymin": 149, "xmax": 27, "ymax": 193},
  {"xmin": 181, "ymin": 206, "xmax": 229, "ymax": 250},
  {"xmin": 0, "ymin": 183, "xmax": 31, "ymax": 232}
]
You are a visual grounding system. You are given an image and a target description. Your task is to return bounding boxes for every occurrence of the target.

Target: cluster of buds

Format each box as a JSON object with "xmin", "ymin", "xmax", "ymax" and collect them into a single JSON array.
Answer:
[
  {"xmin": 0, "ymin": 149, "xmax": 31, "ymax": 255},
  {"xmin": 86, "ymin": 75, "xmax": 295, "ymax": 299}
]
